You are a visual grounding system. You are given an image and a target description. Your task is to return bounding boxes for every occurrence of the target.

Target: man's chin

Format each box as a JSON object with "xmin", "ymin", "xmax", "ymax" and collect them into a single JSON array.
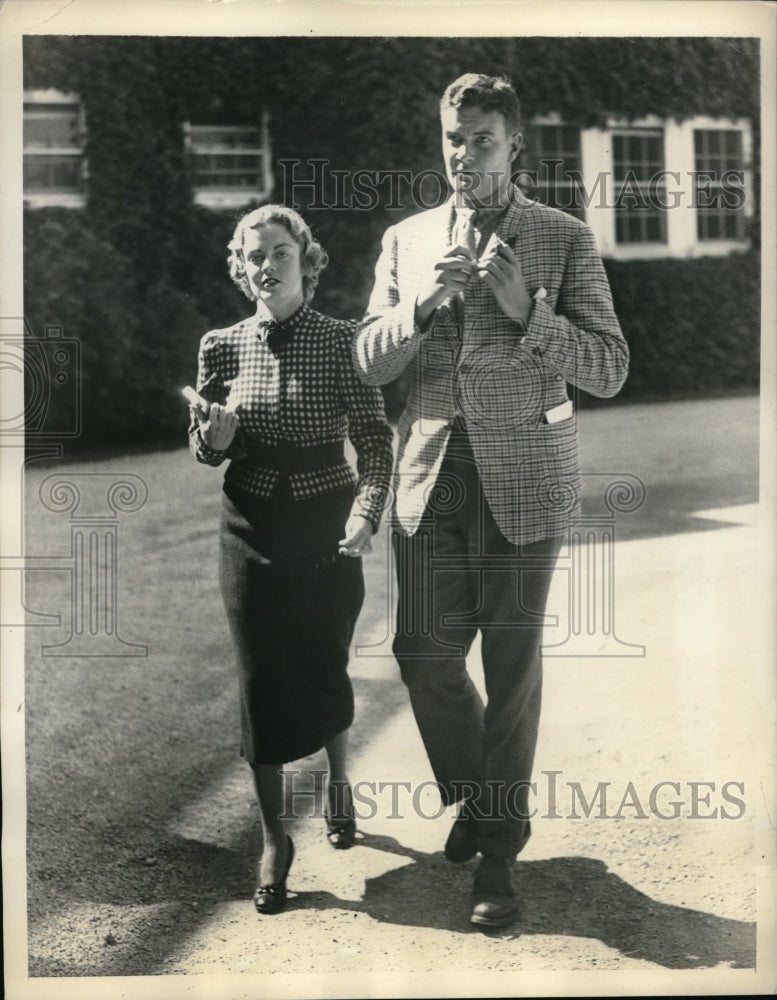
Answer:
[
  {"xmin": 453, "ymin": 184, "xmax": 483, "ymax": 207},
  {"xmin": 455, "ymin": 179, "xmax": 506, "ymax": 207}
]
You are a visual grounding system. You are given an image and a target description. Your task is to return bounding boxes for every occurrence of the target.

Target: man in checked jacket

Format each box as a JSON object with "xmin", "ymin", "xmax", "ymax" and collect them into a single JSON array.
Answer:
[{"xmin": 353, "ymin": 73, "xmax": 629, "ymax": 928}]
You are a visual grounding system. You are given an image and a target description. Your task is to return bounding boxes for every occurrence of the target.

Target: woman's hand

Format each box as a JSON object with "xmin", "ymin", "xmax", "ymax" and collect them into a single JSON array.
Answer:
[
  {"xmin": 195, "ymin": 402, "xmax": 239, "ymax": 451},
  {"xmin": 338, "ymin": 514, "xmax": 373, "ymax": 557}
]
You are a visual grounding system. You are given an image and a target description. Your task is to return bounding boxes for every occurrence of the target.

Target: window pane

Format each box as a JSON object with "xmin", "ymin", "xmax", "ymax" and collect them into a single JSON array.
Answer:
[
  {"xmin": 725, "ymin": 131, "xmax": 741, "ymax": 158},
  {"xmin": 188, "ymin": 123, "xmax": 267, "ymax": 193},
  {"xmin": 644, "ymin": 136, "xmax": 660, "ymax": 165},
  {"xmin": 612, "ymin": 130, "xmax": 666, "ymax": 244},
  {"xmin": 195, "ymin": 169, "xmax": 262, "ymax": 188},
  {"xmin": 23, "ymin": 106, "xmax": 80, "ymax": 148},
  {"xmin": 190, "ymin": 125, "xmax": 261, "ymax": 149},
  {"xmin": 23, "ymin": 158, "xmax": 51, "ymax": 188},
  {"xmin": 519, "ymin": 122, "xmax": 584, "ymax": 219},
  {"xmin": 645, "ymin": 215, "xmax": 660, "ymax": 242},
  {"xmin": 694, "ymin": 129, "xmax": 745, "ymax": 241},
  {"xmin": 24, "ymin": 153, "xmax": 82, "ymax": 191},
  {"xmin": 613, "ymin": 134, "xmax": 626, "ymax": 174},
  {"xmin": 560, "ymin": 125, "xmax": 578, "ymax": 151}
]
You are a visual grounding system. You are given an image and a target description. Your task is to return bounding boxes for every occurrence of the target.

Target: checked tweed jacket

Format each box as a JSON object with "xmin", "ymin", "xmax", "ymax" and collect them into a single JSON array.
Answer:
[{"xmin": 353, "ymin": 186, "xmax": 629, "ymax": 545}]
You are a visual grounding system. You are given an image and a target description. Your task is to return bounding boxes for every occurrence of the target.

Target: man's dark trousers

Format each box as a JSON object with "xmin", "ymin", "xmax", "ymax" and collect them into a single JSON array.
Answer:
[{"xmin": 392, "ymin": 418, "xmax": 562, "ymax": 859}]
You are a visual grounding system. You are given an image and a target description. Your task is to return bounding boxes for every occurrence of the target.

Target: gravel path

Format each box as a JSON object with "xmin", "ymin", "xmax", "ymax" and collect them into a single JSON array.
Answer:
[{"xmin": 7, "ymin": 396, "xmax": 775, "ymax": 998}]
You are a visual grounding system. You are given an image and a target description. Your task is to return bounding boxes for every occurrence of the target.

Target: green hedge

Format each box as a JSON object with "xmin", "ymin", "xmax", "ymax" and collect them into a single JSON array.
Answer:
[
  {"xmin": 21, "ymin": 204, "xmax": 381, "ymax": 453},
  {"xmin": 24, "ymin": 207, "xmax": 760, "ymax": 449},
  {"xmin": 22, "ymin": 35, "xmax": 760, "ymax": 445},
  {"xmin": 23, "ymin": 33, "xmax": 760, "ymax": 314},
  {"xmin": 603, "ymin": 250, "xmax": 760, "ymax": 403},
  {"xmin": 23, "ymin": 209, "xmax": 215, "ymax": 450}
]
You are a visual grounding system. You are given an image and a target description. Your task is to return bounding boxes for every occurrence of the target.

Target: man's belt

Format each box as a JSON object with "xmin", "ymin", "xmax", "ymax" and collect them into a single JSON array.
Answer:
[{"xmin": 241, "ymin": 440, "xmax": 345, "ymax": 474}]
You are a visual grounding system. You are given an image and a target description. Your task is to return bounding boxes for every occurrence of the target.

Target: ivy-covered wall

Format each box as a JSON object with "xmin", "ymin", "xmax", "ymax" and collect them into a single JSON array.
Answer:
[{"xmin": 22, "ymin": 36, "xmax": 761, "ymax": 448}]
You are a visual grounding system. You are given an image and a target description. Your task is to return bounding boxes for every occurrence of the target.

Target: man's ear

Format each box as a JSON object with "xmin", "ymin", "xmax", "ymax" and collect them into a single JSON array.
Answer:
[{"xmin": 510, "ymin": 131, "xmax": 524, "ymax": 160}]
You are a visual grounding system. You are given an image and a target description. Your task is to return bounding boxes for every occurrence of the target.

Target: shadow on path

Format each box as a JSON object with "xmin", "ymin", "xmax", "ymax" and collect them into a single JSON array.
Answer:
[
  {"xmin": 581, "ymin": 476, "xmax": 758, "ymax": 543},
  {"xmin": 292, "ymin": 833, "xmax": 756, "ymax": 970},
  {"xmin": 27, "ymin": 830, "xmax": 755, "ymax": 977}
]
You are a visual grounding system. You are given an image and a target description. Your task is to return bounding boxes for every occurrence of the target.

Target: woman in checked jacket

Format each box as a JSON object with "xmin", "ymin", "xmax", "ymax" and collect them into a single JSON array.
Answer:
[{"xmin": 188, "ymin": 204, "xmax": 393, "ymax": 914}]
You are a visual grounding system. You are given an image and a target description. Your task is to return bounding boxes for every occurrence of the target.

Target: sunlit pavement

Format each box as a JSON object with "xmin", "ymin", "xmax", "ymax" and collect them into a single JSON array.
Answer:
[
  {"xmin": 16, "ymin": 396, "xmax": 774, "ymax": 996},
  {"xmin": 158, "ymin": 499, "xmax": 762, "ymax": 979}
]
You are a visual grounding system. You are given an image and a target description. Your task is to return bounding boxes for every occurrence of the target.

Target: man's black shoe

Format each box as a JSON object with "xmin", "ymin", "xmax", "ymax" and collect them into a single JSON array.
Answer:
[
  {"xmin": 470, "ymin": 855, "xmax": 520, "ymax": 929},
  {"xmin": 444, "ymin": 802, "xmax": 479, "ymax": 863}
]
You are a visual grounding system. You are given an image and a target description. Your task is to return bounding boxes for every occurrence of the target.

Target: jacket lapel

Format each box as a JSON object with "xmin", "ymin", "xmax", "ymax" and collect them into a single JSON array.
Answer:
[
  {"xmin": 496, "ymin": 185, "xmax": 536, "ymax": 245},
  {"xmin": 497, "ymin": 187, "xmax": 549, "ymax": 300},
  {"xmin": 405, "ymin": 200, "xmax": 459, "ymax": 333}
]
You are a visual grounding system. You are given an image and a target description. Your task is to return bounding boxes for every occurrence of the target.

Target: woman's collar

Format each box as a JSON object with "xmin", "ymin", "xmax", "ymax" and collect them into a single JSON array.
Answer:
[{"xmin": 255, "ymin": 300, "xmax": 308, "ymax": 328}]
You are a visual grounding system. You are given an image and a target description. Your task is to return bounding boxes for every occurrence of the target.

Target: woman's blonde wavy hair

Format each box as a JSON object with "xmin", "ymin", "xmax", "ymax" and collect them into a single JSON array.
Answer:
[{"xmin": 227, "ymin": 204, "xmax": 329, "ymax": 303}]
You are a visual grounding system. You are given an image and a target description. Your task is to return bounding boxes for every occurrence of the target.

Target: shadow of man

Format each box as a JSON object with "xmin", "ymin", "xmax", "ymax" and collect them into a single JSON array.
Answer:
[{"xmin": 290, "ymin": 832, "xmax": 755, "ymax": 969}]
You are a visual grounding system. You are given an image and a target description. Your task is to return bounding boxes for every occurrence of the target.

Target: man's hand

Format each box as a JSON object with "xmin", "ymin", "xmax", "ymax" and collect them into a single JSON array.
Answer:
[
  {"xmin": 196, "ymin": 402, "xmax": 239, "ymax": 451},
  {"xmin": 338, "ymin": 514, "xmax": 373, "ymax": 557},
  {"xmin": 414, "ymin": 245, "xmax": 476, "ymax": 327},
  {"xmin": 477, "ymin": 242, "xmax": 532, "ymax": 325}
]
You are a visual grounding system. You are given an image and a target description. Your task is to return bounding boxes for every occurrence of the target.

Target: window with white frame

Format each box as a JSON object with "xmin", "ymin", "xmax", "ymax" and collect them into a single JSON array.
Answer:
[
  {"xmin": 612, "ymin": 129, "xmax": 667, "ymax": 245},
  {"xmin": 693, "ymin": 128, "xmax": 745, "ymax": 241},
  {"xmin": 521, "ymin": 114, "xmax": 752, "ymax": 259},
  {"xmin": 185, "ymin": 116, "xmax": 273, "ymax": 209},
  {"xmin": 515, "ymin": 121, "xmax": 585, "ymax": 220},
  {"xmin": 23, "ymin": 90, "xmax": 86, "ymax": 208}
]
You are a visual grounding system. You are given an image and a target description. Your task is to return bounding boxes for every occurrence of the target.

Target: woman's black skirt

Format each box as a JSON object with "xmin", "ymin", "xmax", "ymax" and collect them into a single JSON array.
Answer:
[{"xmin": 218, "ymin": 479, "xmax": 365, "ymax": 765}]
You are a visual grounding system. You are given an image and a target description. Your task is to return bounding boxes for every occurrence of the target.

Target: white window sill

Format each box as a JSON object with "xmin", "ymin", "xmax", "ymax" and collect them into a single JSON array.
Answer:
[
  {"xmin": 602, "ymin": 239, "xmax": 751, "ymax": 261},
  {"xmin": 192, "ymin": 189, "xmax": 271, "ymax": 210},
  {"xmin": 23, "ymin": 192, "xmax": 87, "ymax": 209}
]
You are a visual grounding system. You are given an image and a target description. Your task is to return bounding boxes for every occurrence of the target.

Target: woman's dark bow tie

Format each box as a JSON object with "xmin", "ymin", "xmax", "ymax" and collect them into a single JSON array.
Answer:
[
  {"xmin": 256, "ymin": 304, "xmax": 305, "ymax": 349},
  {"xmin": 257, "ymin": 316, "xmax": 290, "ymax": 350}
]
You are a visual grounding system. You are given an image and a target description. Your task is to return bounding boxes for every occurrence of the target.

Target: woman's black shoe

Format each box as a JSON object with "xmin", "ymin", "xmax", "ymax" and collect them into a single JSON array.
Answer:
[
  {"xmin": 253, "ymin": 835, "xmax": 295, "ymax": 914},
  {"xmin": 325, "ymin": 782, "xmax": 357, "ymax": 850}
]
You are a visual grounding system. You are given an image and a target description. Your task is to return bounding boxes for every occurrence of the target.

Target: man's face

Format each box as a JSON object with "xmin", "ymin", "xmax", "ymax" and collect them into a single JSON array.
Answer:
[{"xmin": 440, "ymin": 104, "xmax": 522, "ymax": 207}]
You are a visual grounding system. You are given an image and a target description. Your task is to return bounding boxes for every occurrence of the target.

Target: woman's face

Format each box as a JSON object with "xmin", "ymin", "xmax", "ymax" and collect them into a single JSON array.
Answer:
[{"xmin": 243, "ymin": 222, "xmax": 305, "ymax": 320}]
